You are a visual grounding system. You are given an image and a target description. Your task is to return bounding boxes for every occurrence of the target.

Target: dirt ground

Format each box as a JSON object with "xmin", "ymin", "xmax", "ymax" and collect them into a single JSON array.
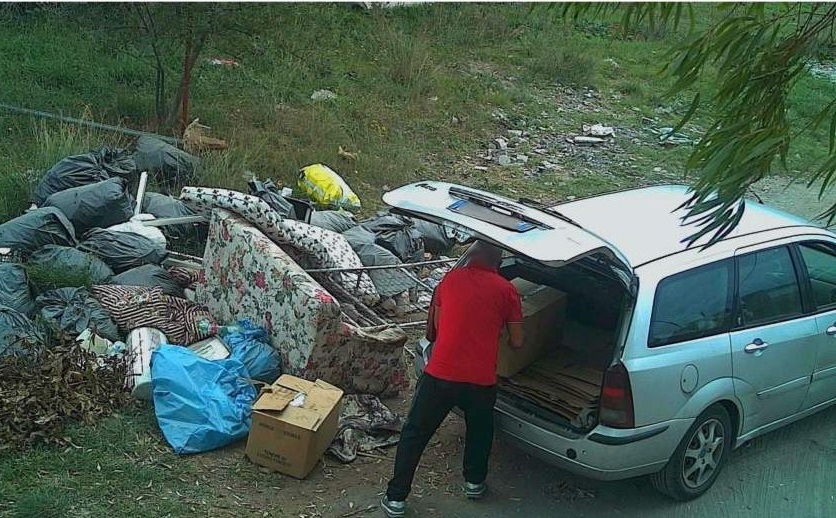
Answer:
[{"xmin": 176, "ymin": 180, "xmax": 836, "ymax": 518}]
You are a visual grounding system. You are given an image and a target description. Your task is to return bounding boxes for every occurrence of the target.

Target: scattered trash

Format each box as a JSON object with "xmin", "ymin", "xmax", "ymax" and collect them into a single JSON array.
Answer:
[
  {"xmin": 311, "ymin": 89, "xmax": 338, "ymax": 102},
  {"xmin": 248, "ymin": 177, "xmax": 297, "ymax": 218},
  {"xmin": 91, "ymin": 285, "xmax": 214, "ymax": 345},
  {"xmin": 361, "ymin": 211, "xmax": 424, "ymax": 263},
  {"xmin": 225, "ymin": 320, "xmax": 282, "ymax": 384},
  {"xmin": 582, "ymin": 124, "xmax": 615, "ymax": 137},
  {"xmin": 78, "ymin": 228, "xmax": 168, "ymax": 274},
  {"xmin": 187, "ymin": 336, "xmax": 231, "ymax": 361},
  {"xmin": 246, "ymin": 375, "xmax": 343, "ymax": 478},
  {"xmin": 27, "ymin": 245, "xmax": 115, "ymax": 287},
  {"xmin": 0, "ymin": 207, "xmax": 77, "ymax": 256},
  {"xmin": 310, "ymin": 210, "xmax": 358, "ymax": 234},
  {"xmin": 183, "ymin": 119, "xmax": 229, "ymax": 153},
  {"xmin": 338, "ymin": 145, "xmax": 358, "ymax": 161},
  {"xmin": 0, "ymin": 263, "xmax": 36, "ymax": 317},
  {"xmin": 106, "ymin": 216, "xmax": 168, "ymax": 249},
  {"xmin": 492, "ymin": 137, "xmax": 509, "ymax": 150},
  {"xmin": 36, "ymin": 287, "xmax": 121, "ymax": 342},
  {"xmin": 343, "ymin": 229, "xmax": 415, "ymax": 298},
  {"xmin": 140, "ymin": 192, "xmax": 203, "ymax": 240},
  {"xmin": 298, "ymin": 163, "xmax": 361, "ymax": 210},
  {"xmin": 327, "ymin": 394, "xmax": 402, "ymax": 463},
  {"xmin": 112, "ymin": 264, "xmax": 184, "ymax": 297},
  {"xmin": 133, "ymin": 135, "xmax": 202, "ymax": 192},
  {"xmin": 127, "ymin": 327, "xmax": 167, "ymax": 400},
  {"xmin": 206, "ymin": 57, "xmax": 239, "ymax": 67},
  {"xmin": 152, "ymin": 344, "xmax": 257, "ymax": 454},
  {"xmin": 0, "ymin": 305, "xmax": 45, "ymax": 357},
  {"xmin": 31, "ymin": 147, "xmax": 136, "ymax": 205},
  {"xmin": 76, "ymin": 328, "xmax": 114, "ymax": 355},
  {"xmin": 42, "ymin": 177, "xmax": 134, "ymax": 235},
  {"xmin": 569, "ymin": 136, "xmax": 607, "ymax": 146},
  {"xmin": 497, "ymin": 154, "xmax": 512, "ymax": 166}
]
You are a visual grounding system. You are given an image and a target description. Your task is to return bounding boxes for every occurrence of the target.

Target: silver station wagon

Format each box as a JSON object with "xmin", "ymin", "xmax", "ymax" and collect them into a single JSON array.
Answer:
[{"xmin": 383, "ymin": 182, "xmax": 836, "ymax": 500}]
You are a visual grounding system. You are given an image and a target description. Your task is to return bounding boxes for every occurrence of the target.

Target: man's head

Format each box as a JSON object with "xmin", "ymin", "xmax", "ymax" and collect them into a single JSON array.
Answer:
[{"xmin": 467, "ymin": 240, "xmax": 503, "ymax": 270}]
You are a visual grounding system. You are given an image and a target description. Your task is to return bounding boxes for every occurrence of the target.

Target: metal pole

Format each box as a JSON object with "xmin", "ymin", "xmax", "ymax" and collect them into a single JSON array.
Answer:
[{"xmin": 0, "ymin": 103, "xmax": 179, "ymax": 145}]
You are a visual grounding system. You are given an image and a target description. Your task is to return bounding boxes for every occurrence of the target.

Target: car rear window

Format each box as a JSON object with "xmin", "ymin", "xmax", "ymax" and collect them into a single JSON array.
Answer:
[{"xmin": 648, "ymin": 260, "xmax": 734, "ymax": 347}]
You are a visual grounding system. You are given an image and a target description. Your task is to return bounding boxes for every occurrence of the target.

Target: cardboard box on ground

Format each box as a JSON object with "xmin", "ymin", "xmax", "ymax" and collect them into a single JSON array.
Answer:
[
  {"xmin": 246, "ymin": 375, "xmax": 343, "ymax": 479},
  {"xmin": 496, "ymin": 278, "xmax": 568, "ymax": 378}
]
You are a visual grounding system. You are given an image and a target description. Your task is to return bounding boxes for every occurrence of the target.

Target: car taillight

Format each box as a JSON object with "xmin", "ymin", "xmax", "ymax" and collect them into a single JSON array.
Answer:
[{"xmin": 600, "ymin": 360, "xmax": 635, "ymax": 429}]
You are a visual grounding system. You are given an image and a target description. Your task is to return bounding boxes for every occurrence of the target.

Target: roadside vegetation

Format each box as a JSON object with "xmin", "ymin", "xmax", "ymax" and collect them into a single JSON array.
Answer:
[{"xmin": 1, "ymin": 3, "xmax": 835, "ymax": 516}]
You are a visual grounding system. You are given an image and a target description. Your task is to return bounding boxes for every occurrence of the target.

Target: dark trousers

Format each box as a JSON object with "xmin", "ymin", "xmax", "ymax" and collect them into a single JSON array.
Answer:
[{"xmin": 386, "ymin": 373, "xmax": 498, "ymax": 501}]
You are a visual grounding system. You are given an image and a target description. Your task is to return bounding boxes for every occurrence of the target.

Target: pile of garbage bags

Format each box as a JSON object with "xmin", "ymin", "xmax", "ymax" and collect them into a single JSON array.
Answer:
[{"xmin": 0, "ymin": 140, "xmax": 214, "ymax": 358}]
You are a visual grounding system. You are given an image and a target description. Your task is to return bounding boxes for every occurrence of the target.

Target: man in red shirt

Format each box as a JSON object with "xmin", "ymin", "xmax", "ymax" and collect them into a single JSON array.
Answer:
[{"xmin": 382, "ymin": 241, "xmax": 523, "ymax": 517}]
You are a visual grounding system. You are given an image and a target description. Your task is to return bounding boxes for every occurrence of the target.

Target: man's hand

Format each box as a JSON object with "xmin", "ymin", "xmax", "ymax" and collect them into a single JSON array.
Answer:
[{"xmin": 507, "ymin": 323, "xmax": 524, "ymax": 349}]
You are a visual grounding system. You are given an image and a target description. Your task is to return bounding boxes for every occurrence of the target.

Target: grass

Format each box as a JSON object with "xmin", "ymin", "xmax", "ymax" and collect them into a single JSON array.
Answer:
[{"xmin": 2, "ymin": 3, "xmax": 836, "ymax": 515}]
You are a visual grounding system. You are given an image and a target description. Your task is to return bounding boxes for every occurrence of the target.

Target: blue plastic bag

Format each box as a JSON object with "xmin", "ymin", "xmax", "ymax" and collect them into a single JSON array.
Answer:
[
  {"xmin": 151, "ymin": 345, "xmax": 257, "ymax": 454},
  {"xmin": 226, "ymin": 320, "xmax": 282, "ymax": 384}
]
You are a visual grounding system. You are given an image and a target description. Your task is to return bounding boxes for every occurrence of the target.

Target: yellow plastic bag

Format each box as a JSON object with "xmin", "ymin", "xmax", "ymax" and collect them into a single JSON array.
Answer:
[{"xmin": 297, "ymin": 163, "xmax": 361, "ymax": 210}]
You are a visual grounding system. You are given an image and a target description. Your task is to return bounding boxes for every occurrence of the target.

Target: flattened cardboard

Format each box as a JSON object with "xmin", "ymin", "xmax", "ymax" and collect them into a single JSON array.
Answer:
[
  {"xmin": 252, "ymin": 385, "xmax": 297, "ymax": 412},
  {"xmin": 497, "ymin": 278, "xmax": 567, "ymax": 378},
  {"xmin": 245, "ymin": 375, "xmax": 343, "ymax": 479}
]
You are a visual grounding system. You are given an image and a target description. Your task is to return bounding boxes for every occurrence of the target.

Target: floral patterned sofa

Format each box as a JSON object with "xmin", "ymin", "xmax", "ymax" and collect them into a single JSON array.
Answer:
[{"xmin": 196, "ymin": 208, "xmax": 406, "ymax": 397}]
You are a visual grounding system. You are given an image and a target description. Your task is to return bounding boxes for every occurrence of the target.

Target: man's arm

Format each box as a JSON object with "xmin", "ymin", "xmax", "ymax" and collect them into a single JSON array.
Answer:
[{"xmin": 507, "ymin": 322, "xmax": 524, "ymax": 349}]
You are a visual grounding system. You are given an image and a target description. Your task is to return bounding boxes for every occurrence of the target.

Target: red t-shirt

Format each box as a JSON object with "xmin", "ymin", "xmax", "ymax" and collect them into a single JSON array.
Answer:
[{"xmin": 425, "ymin": 263, "xmax": 523, "ymax": 386}]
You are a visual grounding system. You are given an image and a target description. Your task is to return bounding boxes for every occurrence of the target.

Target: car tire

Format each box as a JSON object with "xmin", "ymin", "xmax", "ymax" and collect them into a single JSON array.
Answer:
[{"xmin": 650, "ymin": 405, "xmax": 733, "ymax": 501}]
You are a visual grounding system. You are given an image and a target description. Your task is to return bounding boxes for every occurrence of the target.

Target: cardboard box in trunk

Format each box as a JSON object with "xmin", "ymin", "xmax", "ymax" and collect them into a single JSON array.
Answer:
[
  {"xmin": 497, "ymin": 278, "xmax": 567, "ymax": 378},
  {"xmin": 245, "ymin": 375, "xmax": 343, "ymax": 479}
]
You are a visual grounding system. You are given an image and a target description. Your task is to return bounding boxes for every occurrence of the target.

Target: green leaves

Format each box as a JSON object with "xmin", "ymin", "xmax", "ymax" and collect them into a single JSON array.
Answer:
[{"xmin": 563, "ymin": 3, "xmax": 836, "ymax": 243}]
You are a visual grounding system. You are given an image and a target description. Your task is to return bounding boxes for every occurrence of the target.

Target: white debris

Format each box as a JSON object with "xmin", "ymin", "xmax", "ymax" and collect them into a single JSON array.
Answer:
[
  {"xmin": 497, "ymin": 154, "xmax": 512, "ymax": 166},
  {"xmin": 582, "ymin": 124, "xmax": 615, "ymax": 137},
  {"xmin": 570, "ymin": 136, "xmax": 607, "ymax": 146},
  {"xmin": 492, "ymin": 137, "xmax": 508, "ymax": 150},
  {"xmin": 311, "ymin": 89, "xmax": 337, "ymax": 102}
]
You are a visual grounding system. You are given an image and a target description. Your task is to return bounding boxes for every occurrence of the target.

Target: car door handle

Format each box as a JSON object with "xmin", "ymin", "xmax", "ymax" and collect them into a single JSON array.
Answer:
[
  {"xmin": 827, "ymin": 325, "xmax": 836, "ymax": 337},
  {"xmin": 744, "ymin": 338, "xmax": 769, "ymax": 354}
]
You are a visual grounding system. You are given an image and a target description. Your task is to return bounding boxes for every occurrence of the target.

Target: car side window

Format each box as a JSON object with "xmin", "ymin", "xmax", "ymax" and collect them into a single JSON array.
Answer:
[
  {"xmin": 648, "ymin": 260, "xmax": 733, "ymax": 348},
  {"xmin": 736, "ymin": 246, "xmax": 803, "ymax": 327},
  {"xmin": 799, "ymin": 241, "xmax": 836, "ymax": 312}
]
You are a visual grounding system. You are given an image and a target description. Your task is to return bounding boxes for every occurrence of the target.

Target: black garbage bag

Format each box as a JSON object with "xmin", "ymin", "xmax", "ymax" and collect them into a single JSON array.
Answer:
[
  {"xmin": 42, "ymin": 178, "xmax": 134, "ymax": 235},
  {"xmin": 342, "ymin": 225, "xmax": 414, "ymax": 298},
  {"xmin": 0, "ymin": 264, "xmax": 36, "ymax": 317},
  {"xmin": 112, "ymin": 265, "xmax": 183, "ymax": 297},
  {"xmin": 78, "ymin": 228, "xmax": 168, "ymax": 274},
  {"xmin": 361, "ymin": 212, "xmax": 424, "ymax": 263},
  {"xmin": 248, "ymin": 178, "xmax": 296, "ymax": 219},
  {"xmin": 412, "ymin": 218, "xmax": 454, "ymax": 255},
  {"xmin": 31, "ymin": 147, "xmax": 137, "ymax": 205},
  {"xmin": 140, "ymin": 192, "xmax": 205, "ymax": 240},
  {"xmin": 342, "ymin": 225, "xmax": 376, "ymax": 247},
  {"xmin": 96, "ymin": 147, "xmax": 137, "ymax": 179},
  {"xmin": 36, "ymin": 287, "xmax": 121, "ymax": 342},
  {"xmin": 28, "ymin": 245, "xmax": 114, "ymax": 286},
  {"xmin": 0, "ymin": 207, "xmax": 77, "ymax": 256},
  {"xmin": 32, "ymin": 153, "xmax": 109, "ymax": 206},
  {"xmin": 0, "ymin": 306, "xmax": 45, "ymax": 357},
  {"xmin": 352, "ymin": 243, "xmax": 415, "ymax": 298},
  {"xmin": 311, "ymin": 210, "xmax": 357, "ymax": 233},
  {"xmin": 133, "ymin": 136, "xmax": 202, "ymax": 192}
]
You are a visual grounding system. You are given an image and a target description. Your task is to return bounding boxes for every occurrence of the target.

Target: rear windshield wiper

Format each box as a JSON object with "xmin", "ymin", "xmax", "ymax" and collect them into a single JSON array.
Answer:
[{"xmin": 518, "ymin": 197, "xmax": 582, "ymax": 228}]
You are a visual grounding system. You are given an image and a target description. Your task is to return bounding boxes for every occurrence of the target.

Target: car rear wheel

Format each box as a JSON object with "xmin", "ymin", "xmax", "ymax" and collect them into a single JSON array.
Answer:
[{"xmin": 650, "ymin": 405, "xmax": 733, "ymax": 501}]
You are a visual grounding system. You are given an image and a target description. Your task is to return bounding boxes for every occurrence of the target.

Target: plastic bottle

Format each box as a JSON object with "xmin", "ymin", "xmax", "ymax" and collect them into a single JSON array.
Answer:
[{"xmin": 197, "ymin": 319, "xmax": 242, "ymax": 338}]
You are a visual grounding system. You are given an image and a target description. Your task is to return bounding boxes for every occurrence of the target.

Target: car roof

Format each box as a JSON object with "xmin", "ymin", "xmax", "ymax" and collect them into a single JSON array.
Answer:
[{"xmin": 554, "ymin": 184, "xmax": 821, "ymax": 268}]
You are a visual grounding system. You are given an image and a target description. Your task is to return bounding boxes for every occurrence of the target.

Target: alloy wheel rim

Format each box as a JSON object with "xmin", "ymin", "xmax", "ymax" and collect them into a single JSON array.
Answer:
[{"xmin": 682, "ymin": 418, "xmax": 725, "ymax": 489}]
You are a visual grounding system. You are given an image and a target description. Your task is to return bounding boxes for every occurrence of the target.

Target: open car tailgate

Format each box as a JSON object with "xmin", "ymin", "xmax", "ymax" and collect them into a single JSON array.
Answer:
[{"xmin": 383, "ymin": 182, "xmax": 634, "ymax": 275}]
